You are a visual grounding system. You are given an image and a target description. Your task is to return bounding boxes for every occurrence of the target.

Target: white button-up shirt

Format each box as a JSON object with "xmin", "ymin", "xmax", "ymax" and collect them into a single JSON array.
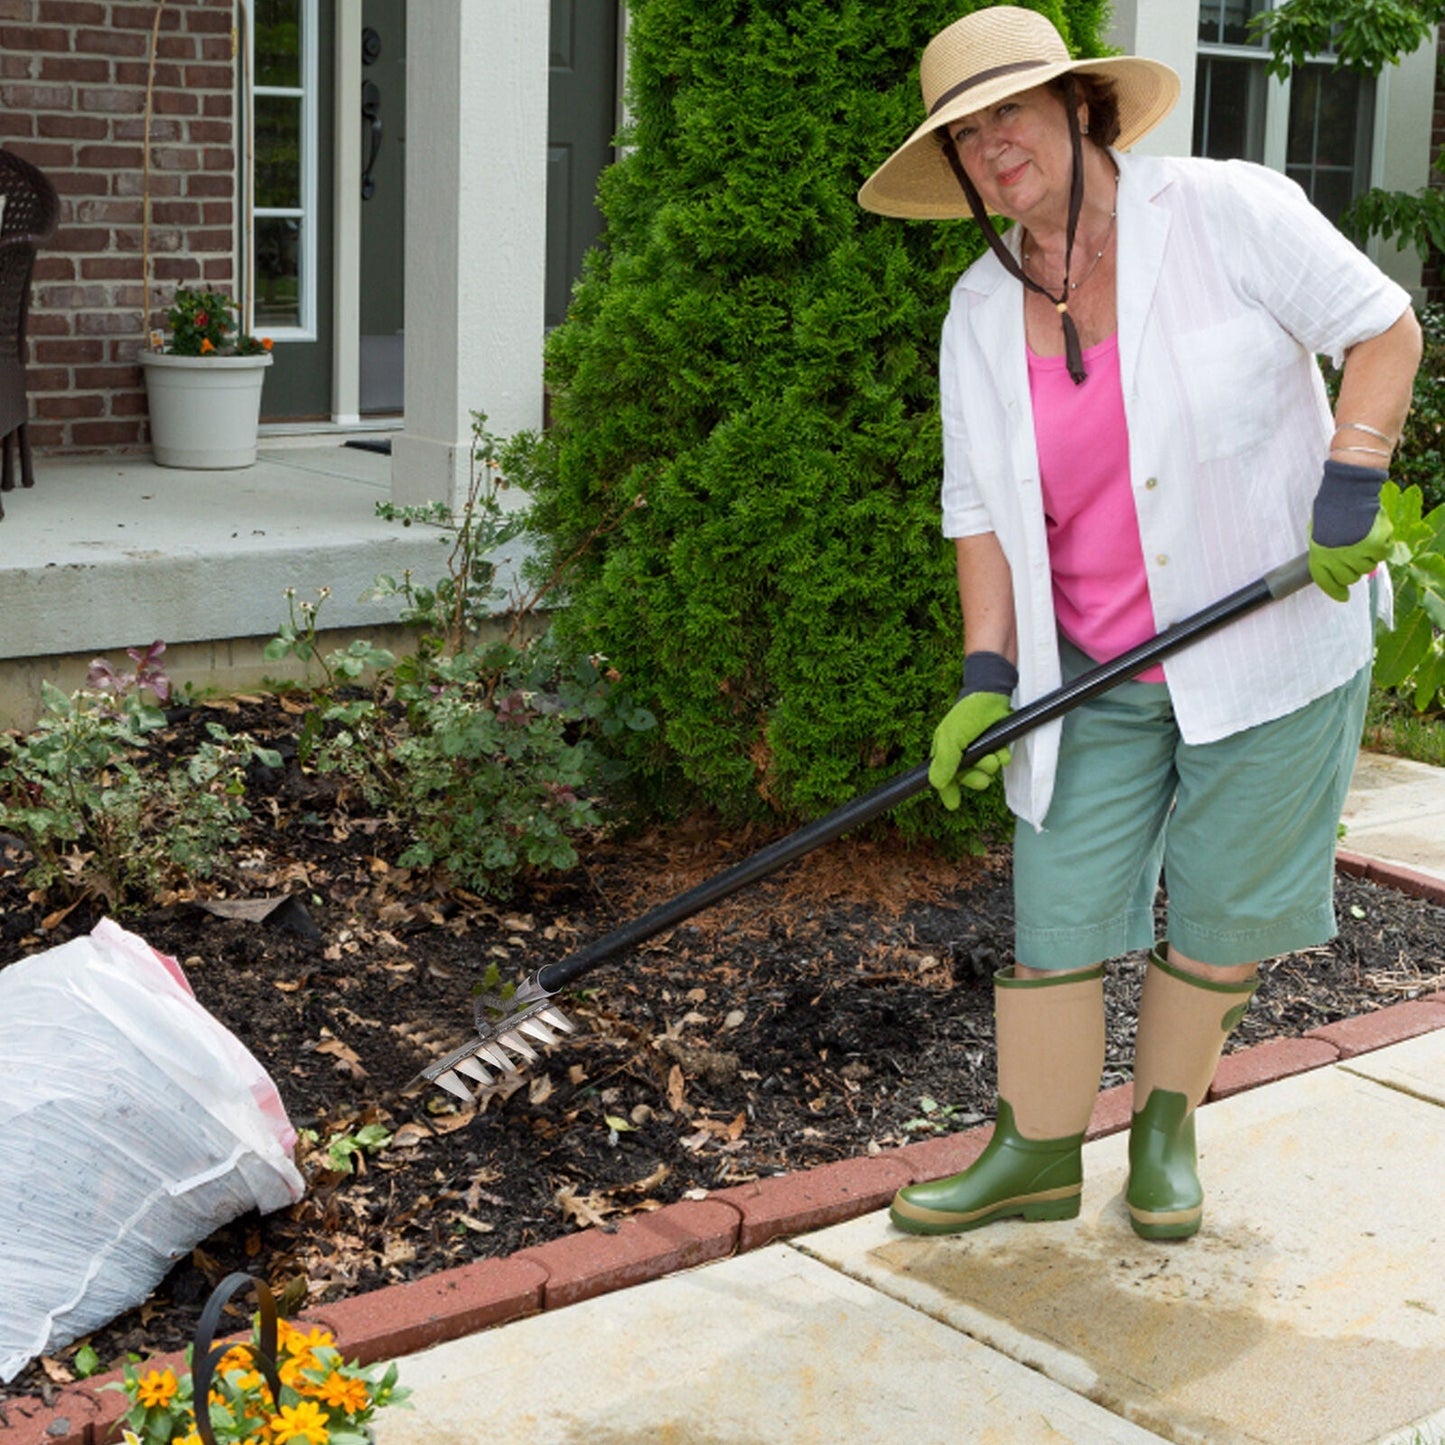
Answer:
[{"xmin": 940, "ymin": 151, "xmax": 1410, "ymax": 829}]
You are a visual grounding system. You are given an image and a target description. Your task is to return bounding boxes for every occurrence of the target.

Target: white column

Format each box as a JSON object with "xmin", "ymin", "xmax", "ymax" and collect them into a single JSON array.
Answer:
[
  {"xmin": 1107, "ymin": 1, "xmax": 1197, "ymax": 159},
  {"xmin": 331, "ymin": 0, "xmax": 362, "ymax": 425},
  {"xmin": 391, "ymin": 1, "xmax": 549, "ymax": 507}
]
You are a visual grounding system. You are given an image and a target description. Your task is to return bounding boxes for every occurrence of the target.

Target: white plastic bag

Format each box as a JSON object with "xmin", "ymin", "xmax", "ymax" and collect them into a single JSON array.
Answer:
[{"xmin": 0, "ymin": 919, "xmax": 305, "ymax": 1382}]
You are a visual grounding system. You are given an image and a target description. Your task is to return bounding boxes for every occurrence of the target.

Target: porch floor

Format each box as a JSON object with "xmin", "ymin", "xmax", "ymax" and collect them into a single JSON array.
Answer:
[{"xmin": 0, "ymin": 437, "xmax": 474, "ymax": 727}]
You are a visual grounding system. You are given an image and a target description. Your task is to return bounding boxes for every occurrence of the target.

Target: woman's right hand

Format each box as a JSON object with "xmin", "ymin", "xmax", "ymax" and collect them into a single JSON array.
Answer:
[{"xmin": 929, "ymin": 651, "xmax": 1017, "ymax": 810}]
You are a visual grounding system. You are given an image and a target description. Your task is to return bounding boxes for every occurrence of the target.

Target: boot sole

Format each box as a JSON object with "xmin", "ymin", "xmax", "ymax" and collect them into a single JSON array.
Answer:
[
  {"xmin": 890, "ymin": 1186, "xmax": 1081, "ymax": 1236},
  {"xmin": 1127, "ymin": 1201, "xmax": 1202, "ymax": 1240}
]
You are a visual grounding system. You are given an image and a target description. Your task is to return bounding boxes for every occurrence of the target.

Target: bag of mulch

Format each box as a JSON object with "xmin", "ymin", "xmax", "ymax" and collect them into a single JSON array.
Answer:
[{"xmin": 0, "ymin": 919, "xmax": 306, "ymax": 1383}]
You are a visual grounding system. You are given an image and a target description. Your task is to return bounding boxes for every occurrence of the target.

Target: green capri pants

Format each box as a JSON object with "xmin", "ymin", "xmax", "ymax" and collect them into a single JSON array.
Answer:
[{"xmin": 1013, "ymin": 639, "xmax": 1371, "ymax": 971}]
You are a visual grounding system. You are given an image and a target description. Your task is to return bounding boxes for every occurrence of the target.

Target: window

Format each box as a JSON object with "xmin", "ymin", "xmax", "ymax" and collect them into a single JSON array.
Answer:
[
  {"xmin": 1194, "ymin": 0, "xmax": 1374, "ymax": 227},
  {"xmin": 249, "ymin": 0, "xmax": 318, "ymax": 338}
]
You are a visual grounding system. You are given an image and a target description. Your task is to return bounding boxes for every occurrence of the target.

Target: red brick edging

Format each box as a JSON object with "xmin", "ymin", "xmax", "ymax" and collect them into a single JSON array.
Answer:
[{"xmin": 6, "ymin": 855, "xmax": 1443, "ymax": 1445}]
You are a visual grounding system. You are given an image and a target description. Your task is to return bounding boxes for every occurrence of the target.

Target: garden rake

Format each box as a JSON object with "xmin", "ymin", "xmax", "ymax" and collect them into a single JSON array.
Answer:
[{"xmin": 415, "ymin": 552, "xmax": 1315, "ymax": 1102}]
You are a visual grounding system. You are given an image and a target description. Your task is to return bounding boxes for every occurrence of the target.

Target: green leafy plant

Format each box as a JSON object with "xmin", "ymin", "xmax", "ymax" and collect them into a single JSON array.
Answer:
[
  {"xmin": 107, "ymin": 1315, "xmax": 409, "ymax": 1445},
  {"xmin": 1374, "ymin": 481, "xmax": 1445, "ymax": 712},
  {"xmin": 902, "ymin": 1096, "xmax": 986, "ymax": 1134},
  {"xmin": 297, "ymin": 1123, "xmax": 395, "ymax": 1175},
  {"xmin": 0, "ymin": 677, "xmax": 281, "ymax": 910},
  {"xmin": 268, "ymin": 414, "xmax": 656, "ymax": 898},
  {"xmin": 369, "ymin": 412, "xmax": 531, "ymax": 653},
  {"xmin": 1253, "ymin": 0, "xmax": 1444, "ymax": 79},
  {"xmin": 303, "ymin": 637, "xmax": 651, "ymax": 895},
  {"xmin": 157, "ymin": 287, "xmax": 273, "ymax": 358}
]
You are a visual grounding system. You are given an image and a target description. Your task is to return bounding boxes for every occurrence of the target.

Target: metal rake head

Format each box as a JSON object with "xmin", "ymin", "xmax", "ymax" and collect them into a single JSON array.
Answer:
[{"xmin": 412, "ymin": 975, "xmax": 576, "ymax": 1102}]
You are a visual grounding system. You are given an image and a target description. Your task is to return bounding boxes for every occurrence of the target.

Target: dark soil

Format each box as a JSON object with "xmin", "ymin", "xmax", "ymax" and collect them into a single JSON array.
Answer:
[{"xmin": 2, "ymin": 696, "xmax": 1444, "ymax": 1408}]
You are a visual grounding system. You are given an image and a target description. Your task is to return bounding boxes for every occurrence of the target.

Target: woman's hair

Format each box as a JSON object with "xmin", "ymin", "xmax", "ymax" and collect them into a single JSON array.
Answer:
[{"xmin": 1047, "ymin": 73, "xmax": 1121, "ymax": 148}]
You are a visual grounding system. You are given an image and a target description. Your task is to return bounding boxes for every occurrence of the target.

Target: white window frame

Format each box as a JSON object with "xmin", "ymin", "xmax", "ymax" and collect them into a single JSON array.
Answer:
[
  {"xmin": 246, "ymin": 0, "xmax": 320, "ymax": 342},
  {"xmin": 1194, "ymin": 0, "xmax": 1380, "ymax": 221}
]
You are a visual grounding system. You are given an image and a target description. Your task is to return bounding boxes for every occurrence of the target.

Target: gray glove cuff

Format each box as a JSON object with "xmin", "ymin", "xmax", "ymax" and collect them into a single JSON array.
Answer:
[
  {"xmin": 962, "ymin": 650, "xmax": 1018, "ymax": 697},
  {"xmin": 1313, "ymin": 458, "xmax": 1387, "ymax": 547}
]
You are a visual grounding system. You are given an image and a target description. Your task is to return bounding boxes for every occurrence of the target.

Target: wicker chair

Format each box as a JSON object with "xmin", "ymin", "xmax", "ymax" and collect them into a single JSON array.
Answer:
[{"xmin": 0, "ymin": 149, "xmax": 59, "ymax": 518}]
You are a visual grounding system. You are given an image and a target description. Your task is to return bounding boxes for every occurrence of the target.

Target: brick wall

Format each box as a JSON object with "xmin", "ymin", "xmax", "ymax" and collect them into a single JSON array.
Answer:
[{"xmin": 0, "ymin": 0, "xmax": 236, "ymax": 453}]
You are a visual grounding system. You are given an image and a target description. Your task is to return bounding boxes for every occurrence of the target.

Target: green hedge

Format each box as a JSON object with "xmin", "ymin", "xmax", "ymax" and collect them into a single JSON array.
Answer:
[{"xmin": 514, "ymin": 0, "xmax": 1115, "ymax": 845}]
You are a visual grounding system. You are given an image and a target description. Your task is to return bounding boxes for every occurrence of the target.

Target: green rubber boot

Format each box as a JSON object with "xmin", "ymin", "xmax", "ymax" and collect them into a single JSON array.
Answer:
[
  {"xmin": 890, "ymin": 964, "xmax": 1105, "ymax": 1236},
  {"xmin": 1126, "ymin": 945, "xmax": 1258, "ymax": 1241}
]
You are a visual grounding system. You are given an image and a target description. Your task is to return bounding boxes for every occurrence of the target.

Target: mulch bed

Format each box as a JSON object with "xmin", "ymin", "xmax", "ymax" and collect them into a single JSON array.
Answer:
[{"xmin": 2, "ymin": 695, "xmax": 1444, "ymax": 1409}]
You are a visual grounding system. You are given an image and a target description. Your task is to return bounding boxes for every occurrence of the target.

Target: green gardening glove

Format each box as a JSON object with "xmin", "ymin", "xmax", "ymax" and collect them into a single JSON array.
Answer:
[
  {"xmin": 929, "ymin": 651, "xmax": 1016, "ymax": 811},
  {"xmin": 1309, "ymin": 459, "xmax": 1393, "ymax": 603}
]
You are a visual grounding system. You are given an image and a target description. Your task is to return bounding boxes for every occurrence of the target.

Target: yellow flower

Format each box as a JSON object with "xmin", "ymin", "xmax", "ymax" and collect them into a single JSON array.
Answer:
[
  {"xmin": 314, "ymin": 1370, "xmax": 370, "ymax": 1415},
  {"xmin": 270, "ymin": 1398, "xmax": 330, "ymax": 1443},
  {"xmin": 122, "ymin": 1433, "xmax": 143, "ymax": 1445},
  {"xmin": 136, "ymin": 1367, "xmax": 178, "ymax": 1408},
  {"xmin": 284, "ymin": 1324, "xmax": 334, "ymax": 1355}
]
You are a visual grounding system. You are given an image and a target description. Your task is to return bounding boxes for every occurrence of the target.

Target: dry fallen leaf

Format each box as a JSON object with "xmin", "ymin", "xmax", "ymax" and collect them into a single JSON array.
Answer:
[
  {"xmin": 426, "ymin": 1106, "xmax": 480, "ymax": 1135},
  {"xmin": 38, "ymin": 1356, "xmax": 74, "ymax": 1386},
  {"xmin": 622, "ymin": 1163, "xmax": 670, "ymax": 1194},
  {"xmin": 554, "ymin": 1185, "xmax": 617, "ymax": 1230},
  {"xmin": 666, "ymin": 1064, "xmax": 686, "ymax": 1112},
  {"xmin": 313, "ymin": 1037, "xmax": 368, "ymax": 1079},
  {"xmin": 529, "ymin": 1074, "xmax": 555, "ymax": 1106}
]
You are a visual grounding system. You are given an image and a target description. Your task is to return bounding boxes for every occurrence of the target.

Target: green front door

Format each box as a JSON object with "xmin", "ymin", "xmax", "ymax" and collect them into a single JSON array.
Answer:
[
  {"xmin": 547, "ymin": 0, "xmax": 618, "ymax": 330},
  {"xmin": 253, "ymin": 0, "xmax": 335, "ymax": 421}
]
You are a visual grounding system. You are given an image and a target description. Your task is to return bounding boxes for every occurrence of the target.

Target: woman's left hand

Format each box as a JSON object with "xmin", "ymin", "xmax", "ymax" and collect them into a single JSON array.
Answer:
[{"xmin": 1308, "ymin": 458, "xmax": 1393, "ymax": 602}]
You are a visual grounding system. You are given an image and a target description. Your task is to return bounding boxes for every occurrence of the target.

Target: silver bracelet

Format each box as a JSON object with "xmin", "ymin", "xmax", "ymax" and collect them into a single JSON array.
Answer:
[
  {"xmin": 1330, "ymin": 444, "xmax": 1392, "ymax": 459},
  {"xmin": 1332, "ymin": 421, "xmax": 1398, "ymax": 447}
]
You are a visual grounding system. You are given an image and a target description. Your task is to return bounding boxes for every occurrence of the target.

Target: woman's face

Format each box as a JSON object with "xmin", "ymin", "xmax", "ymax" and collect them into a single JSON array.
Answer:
[{"xmin": 946, "ymin": 84, "xmax": 1081, "ymax": 226}]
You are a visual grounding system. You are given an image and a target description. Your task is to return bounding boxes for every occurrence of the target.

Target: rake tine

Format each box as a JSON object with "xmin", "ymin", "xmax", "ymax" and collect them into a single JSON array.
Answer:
[
  {"xmin": 433, "ymin": 1070, "xmax": 475, "ymax": 1103},
  {"xmin": 475, "ymin": 1042, "xmax": 522, "ymax": 1074},
  {"xmin": 453, "ymin": 1055, "xmax": 495, "ymax": 1085},
  {"xmin": 516, "ymin": 1016, "xmax": 564, "ymax": 1047},
  {"xmin": 492, "ymin": 1030, "xmax": 539, "ymax": 1063}
]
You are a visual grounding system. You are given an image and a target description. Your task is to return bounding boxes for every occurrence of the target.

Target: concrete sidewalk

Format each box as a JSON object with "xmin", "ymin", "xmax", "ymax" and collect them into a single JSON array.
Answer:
[{"xmin": 368, "ymin": 1031, "xmax": 1445, "ymax": 1445}]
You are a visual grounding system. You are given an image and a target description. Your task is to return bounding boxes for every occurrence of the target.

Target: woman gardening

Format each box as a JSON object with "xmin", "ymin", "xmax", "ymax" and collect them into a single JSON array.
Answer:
[{"xmin": 859, "ymin": 6, "xmax": 1421, "ymax": 1241}]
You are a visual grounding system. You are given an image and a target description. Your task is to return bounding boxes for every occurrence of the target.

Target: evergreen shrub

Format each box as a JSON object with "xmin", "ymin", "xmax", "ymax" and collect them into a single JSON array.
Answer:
[{"xmin": 513, "ymin": 0, "xmax": 1113, "ymax": 845}]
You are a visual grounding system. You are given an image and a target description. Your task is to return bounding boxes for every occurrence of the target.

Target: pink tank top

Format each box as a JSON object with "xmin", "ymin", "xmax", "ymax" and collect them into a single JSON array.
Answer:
[{"xmin": 1026, "ymin": 333, "xmax": 1163, "ymax": 683}]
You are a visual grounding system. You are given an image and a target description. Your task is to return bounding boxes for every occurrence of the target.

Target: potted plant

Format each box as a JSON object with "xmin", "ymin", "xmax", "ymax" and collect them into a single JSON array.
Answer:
[{"xmin": 137, "ymin": 289, "xmax": 274, "ymax": 469}]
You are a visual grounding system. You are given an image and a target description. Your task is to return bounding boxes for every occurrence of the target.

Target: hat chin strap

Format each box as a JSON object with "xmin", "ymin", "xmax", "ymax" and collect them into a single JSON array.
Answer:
[{"xmin": 939, "ymin": 76, "xmax": 1088, "ymax": 385}]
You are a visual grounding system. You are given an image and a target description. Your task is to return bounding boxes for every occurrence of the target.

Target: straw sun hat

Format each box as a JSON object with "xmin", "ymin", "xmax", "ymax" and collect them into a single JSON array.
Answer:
[{"xmin": 858, "ymin": 5, "xmax": 1179, "ymax": 220}]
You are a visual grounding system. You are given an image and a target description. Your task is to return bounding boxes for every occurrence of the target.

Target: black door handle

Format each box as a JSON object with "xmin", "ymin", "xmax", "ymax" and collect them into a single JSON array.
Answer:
[{"xmin": 361, "ymin": 80, "xmax": 382, "ymax": 200}]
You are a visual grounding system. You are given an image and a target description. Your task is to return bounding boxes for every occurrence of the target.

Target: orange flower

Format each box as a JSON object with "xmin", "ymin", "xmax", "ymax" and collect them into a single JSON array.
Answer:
[
  {"xmin": 279, "ymin": 1351, "xmax": 319, "ymax": 1388},
  {"xmin": 270, "ymin": 1398, "xmax": 330, "ymax": 1443},
  {"xmin": 218, "ymin": 1345, "xmax": 255, "ymax": 1373},
  {"xmin": 200, "ymin": 338, "xmax": 215, "ymax": 354},
  {"xmin": 261, "ymin": 336, "xmax": 274, "ymax": 351},
  {"xmin": 136, "ymin": 1367, "xmax": 178, "ymax": 1408},
  {"xmin": 314, "ymin": 1371, "xmax": 369, "ymax": 1415}
]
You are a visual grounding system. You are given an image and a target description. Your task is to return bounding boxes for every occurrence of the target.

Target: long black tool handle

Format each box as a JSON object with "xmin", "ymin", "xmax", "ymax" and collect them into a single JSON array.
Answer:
[{"xmin": 536, "ymin": 552, "xmax": 1313, "ymax": 995}]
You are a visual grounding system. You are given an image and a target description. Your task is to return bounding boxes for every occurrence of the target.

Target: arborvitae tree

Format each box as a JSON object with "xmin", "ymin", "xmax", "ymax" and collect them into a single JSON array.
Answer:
[{"xmin": 518, "ymin": 0, "xmax": 1111, "ymax": 840}]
